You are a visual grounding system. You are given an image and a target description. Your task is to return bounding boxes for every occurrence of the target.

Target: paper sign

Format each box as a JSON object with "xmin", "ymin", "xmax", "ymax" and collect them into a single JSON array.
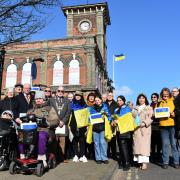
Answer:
[
  {"xmin": 90, "ymin": 113, "xmax": 104, "ymax": 125},
  {"xmin": 154, "ymin": 107, "xmax": 170, "ymax": 118},
  {"xmin": 55, "ymin": 126, "xmax": 65, "ymax": 135}
]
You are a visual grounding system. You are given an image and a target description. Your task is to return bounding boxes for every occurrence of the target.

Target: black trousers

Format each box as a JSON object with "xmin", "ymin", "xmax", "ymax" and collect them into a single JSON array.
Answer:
[
  {"xmin": 117, "ymin": 133, "xmax": 130, "ymax": 166},
  {"xmin": 72, "ymin": 135, "xmax": 85, "ymax": 157},
  {"xmin": 107, "ymin": 135, "xmax": 117, "ymax": 158}
]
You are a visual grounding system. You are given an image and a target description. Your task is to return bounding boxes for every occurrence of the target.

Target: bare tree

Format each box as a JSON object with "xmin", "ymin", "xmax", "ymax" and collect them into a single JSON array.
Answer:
[{"xmin": 0, "ymin": 0, "xmax": 61, "ymax": 46}]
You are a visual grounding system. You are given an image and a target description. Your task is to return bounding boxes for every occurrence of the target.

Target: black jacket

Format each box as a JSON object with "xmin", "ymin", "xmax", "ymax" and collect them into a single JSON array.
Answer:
[
  {"xmin": 174, "ymin": 95, "xmax": 180, "ymax": 130},
  {"xmin": 0, "ymin": 97, "xmax": 17, "ymax": 117},
  {"xmin": 106, "ymin": 99, "xmax": 118, "ymax": 114},
  {"xmin": 14, "ymin": 93, "xmax": 33, "ymax": 119}
]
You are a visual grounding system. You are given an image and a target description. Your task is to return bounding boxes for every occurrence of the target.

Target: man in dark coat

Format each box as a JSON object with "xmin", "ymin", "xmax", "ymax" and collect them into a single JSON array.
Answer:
[
  {"xmin": 14, "ymin": 83, "xmax": 33, "ymax": 124},
  {"xmin": 50, "ymin": 86, "xmax": 71, "ymax": 162},
  {"xmin": 172, "ymin": 88, "xmax": 180, "ymax": 141},
  {"xmin": 106, "ymin": 92, "xmax": 118, "ymax": 160}
]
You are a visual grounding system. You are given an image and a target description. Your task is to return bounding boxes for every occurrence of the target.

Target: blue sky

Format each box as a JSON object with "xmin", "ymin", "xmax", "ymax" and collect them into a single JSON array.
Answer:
[{"xmin": 31, "ymin": 0, "xmax": 180, "ymax": 103}]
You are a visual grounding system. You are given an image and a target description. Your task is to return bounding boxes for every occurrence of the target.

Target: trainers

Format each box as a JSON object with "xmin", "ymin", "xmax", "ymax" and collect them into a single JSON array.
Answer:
[
  {"xmin": 20, "ymin": 154, "xmax": 25, "ymax": 159},
  {"xmin": 73, "ymin": 155, "xmax": 79, "ymax": 162},
  {"xmin": 79, "ymin": 156, "xmax": 88, "ymax": 163},
  {"xmin": 162, "ymin": 164, "xmax": 168, "ymax": 169}
]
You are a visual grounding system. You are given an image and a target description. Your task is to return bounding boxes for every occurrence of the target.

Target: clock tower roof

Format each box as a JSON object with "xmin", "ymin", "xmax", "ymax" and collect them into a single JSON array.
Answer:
[{"xmin": 62, "ymin": 2, "xmax": 110, "ymax": 26}]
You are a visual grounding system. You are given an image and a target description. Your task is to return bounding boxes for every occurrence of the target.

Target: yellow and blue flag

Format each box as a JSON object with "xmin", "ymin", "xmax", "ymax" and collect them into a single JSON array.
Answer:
[{"xmin": 114, "ymin": 54, "xmax": 125, "ymax": 61}]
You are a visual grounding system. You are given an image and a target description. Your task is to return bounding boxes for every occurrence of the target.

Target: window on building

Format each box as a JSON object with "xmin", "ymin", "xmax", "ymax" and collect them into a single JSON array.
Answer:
[
  {"xmin": 69, "ymin": 60, "xmax": 80, "ymax": 85},
  {"xmin": 53, "ymin": 60, "xmax": 63, "ymax": 86},
  {"xmin": 21, "ymin": 62, "xmax": 32, "ymax": 85},
  {"xmin": 6, "ymin": 64, "xmax": 17, "ymax": 88}
]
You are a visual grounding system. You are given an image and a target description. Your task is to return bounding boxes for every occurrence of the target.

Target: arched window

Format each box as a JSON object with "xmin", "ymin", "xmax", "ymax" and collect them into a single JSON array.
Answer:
[
  {"xmin": 6, "ymin": 64, "xmax": 17, "ymax": 88},
  {"xmin": 53, "ymin": 60, "xmax": 63, "ymax": 86},
  {"xmin": 69, "ymin": 60, "xmax": 80, "ymax": 85},
  {"xmin": 21, "ymin": 62, "xmax": 32, "ymax": 84}
]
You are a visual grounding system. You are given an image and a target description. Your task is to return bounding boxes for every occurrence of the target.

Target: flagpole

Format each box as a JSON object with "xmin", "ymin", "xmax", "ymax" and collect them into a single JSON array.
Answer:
[{"xmin": 112, "ymin": 54, "xmax": 115, "ymax": 87}]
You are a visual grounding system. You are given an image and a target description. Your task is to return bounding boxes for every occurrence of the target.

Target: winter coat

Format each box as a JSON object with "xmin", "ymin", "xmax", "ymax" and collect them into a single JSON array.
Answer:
[
  {"xmin": 132, "ymin": 105, "xmax": 153, "ymax": 156},
  {"xmin": 50, "ymin": 96, "xmax": 71, "ymax": 136},
  {"xmin": 158, "ymin": 98, "xmax": 175, "ymax": 127},
  {"xmin": 27, "ymin": 103, "xmax": 59, "ymax": 141},
  {"xmin": 0, "ymin": 97, "xmax": 17, "ymax": 117}
]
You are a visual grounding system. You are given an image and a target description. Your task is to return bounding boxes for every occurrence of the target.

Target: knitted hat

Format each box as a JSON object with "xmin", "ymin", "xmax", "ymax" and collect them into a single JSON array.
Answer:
[{"xmin": 35, "ymin": 91, "xmax": 45, "ymax": 100}]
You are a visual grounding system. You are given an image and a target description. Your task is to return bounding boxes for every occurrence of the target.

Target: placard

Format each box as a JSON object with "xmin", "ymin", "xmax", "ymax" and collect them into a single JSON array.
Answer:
[
  {"xmin": 154, "ymin": 107, "xmax": 170, "ymax": 118},
  {"xmin": 90, "ymin": 113, "xmax": 104, "ymax": 125},
  {"xmin": 55, "ymin": 126, "xmax": 66, "ymax": 135}
]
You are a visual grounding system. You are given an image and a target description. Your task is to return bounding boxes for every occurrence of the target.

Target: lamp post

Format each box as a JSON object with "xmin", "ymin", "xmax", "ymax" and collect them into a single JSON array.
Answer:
[{"xmin": 0, "ymin": 47, "xmax": 6, "ymax": 99}]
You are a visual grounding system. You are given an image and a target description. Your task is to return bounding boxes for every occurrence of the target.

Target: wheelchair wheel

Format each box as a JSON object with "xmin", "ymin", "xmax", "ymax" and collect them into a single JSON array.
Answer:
[
  {"xmin": 0, "ymin": 156, "xmax": 7, "ymax": 170},
  {"xmin": 36, "ymin": 163, "xmax": 44, "ymax": 177},
  {"xmin": 9, "ymin": 161, "xmax": 17, "ymax": 174}
]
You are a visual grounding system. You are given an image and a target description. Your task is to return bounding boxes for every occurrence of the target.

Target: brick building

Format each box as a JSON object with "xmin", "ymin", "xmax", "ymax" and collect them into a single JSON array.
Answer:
[{"xmin": 3, "ymin": 2, "xmax": 111, "ymax": 95}]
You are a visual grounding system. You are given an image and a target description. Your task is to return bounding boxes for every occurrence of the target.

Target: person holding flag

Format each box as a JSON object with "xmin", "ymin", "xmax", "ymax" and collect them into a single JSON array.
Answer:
[
  {"xmin": 69, "ymin": 91, "xmax": 89, "ymax": 163},
  {"xmin": 88, "ymin": 95, "xmax": 112, "ymax": 164},
  {"xmin": 113, "ymin": 95, "xmax": 134, "ymax": 171}
]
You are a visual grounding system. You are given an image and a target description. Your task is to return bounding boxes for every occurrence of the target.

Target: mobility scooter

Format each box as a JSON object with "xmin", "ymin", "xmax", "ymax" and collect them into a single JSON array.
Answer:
[{"xmin": 9, "ymin": 114, "xmax": 55, "ymax": 177}]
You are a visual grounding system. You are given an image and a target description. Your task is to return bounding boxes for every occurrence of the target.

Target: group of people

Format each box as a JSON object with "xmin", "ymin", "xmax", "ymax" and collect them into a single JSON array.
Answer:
[{"xmin": 0, "ymin": 84, "xmax": 180, "ymax": 171}]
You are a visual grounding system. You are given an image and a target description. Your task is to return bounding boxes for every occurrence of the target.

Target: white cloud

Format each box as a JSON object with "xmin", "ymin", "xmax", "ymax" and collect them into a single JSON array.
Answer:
[{"xmin": 114, "ymin": 85, "xmax": 133, "ymax": 97}]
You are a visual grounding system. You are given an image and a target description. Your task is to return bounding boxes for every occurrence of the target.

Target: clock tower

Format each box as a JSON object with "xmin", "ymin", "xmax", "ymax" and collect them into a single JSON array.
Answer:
[{"xmin": 62, "ymin": 2, "xmax": 110, "ymax": 64}]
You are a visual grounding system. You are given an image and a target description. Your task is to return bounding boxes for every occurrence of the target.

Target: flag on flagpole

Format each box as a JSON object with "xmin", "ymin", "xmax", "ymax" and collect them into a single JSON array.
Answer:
[{"xmin": 114, "ymin": 54, "xmax": 125, "ymax": 61}]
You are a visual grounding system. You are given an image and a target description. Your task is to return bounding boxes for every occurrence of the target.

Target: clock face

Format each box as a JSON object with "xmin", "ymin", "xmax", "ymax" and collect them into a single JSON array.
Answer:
[{"xmin": 80, "ymin": 21, "xmax": 91, "ymax": 32}]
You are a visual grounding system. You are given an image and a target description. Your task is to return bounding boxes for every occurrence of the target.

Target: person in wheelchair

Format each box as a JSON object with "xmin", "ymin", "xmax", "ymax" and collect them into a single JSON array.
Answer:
[
  {"xmin": 18, "ymin": 91, "xmax": 59, "ymax": 167},
  {"xmin": 0, "ymin": 110, "xmax": 17, "ymax": 170}
]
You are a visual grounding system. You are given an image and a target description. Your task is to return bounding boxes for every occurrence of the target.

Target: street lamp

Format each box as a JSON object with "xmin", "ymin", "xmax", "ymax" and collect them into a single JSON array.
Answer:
[{"xmin": 0, "ymin": 47, "xmax": 6, "ymax": 99}]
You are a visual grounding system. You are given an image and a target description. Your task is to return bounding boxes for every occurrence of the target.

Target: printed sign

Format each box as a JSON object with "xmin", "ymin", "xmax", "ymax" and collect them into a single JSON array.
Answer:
[{"xmin": 154, "ymin": 107, "xmax": 170, "ymax": 118}]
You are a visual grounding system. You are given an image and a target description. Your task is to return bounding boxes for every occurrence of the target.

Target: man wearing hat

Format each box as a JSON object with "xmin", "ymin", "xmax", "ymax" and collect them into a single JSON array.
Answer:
[
  {"xmin": 14, "ymin": 83, "xmax": 23, "ymax": 96},
  {"xmin": 49, "ymin": 86, "xmax": 71, "ymax": 163}
]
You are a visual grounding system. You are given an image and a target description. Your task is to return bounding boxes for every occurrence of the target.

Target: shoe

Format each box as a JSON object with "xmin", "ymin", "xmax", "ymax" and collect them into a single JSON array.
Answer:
[
  {"xmin": 141, "ymin": 163, "xmax": 147, "ymax": 170},
  {"xmin": 162, "ymin": 164, "xmax": 168, "ymax": 169},
  {"xmin": 96, "ymin": 160, "xmax": 102, "ymax": 164},
  {"xmin": 173, "ymin": 164, "xmax": 179, "ymax": 169},
  {"xmin": 79, "ymin": 156, "xmax": 88, "ymax": 163},
  {"xmin": 72, "ymin": 155, "xmax": 79, "ymax": 162},
  {"xmin": 123, "ymin": 163, "xmax": 130, "ymax": 171},
  {"xmin": 20, "ymin": 154, "xmax": 25, "ymax": 159},
  {"xmin": 103, "ymin": 160, "xmax": 109, "ymax": 164},
  {"xmin": 37, "ymin": 154, "xmax": 48, "ymax": 168}
]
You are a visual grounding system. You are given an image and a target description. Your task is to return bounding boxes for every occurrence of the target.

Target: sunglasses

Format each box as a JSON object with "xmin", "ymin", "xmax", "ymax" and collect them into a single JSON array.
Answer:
[
  {"xmin": 57, "ymin": 90, "xmax": 64, "ymax": 93},
  {"xmin": 151, "ymin": 96, "xmax": 157, "ymax": 99},
  {"xmin": 3, "ymin": 112, "xmax": 13, "ymax": 118},
  {"xmin": 44, "ymin": 90, "xmax": 51, "ymax": 92}
]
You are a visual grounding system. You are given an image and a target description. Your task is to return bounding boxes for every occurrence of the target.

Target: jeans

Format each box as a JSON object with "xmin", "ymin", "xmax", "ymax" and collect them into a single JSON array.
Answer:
[
  {"xmin": 160, "ymin": 126, "xmax": 179, "ymax": 165},
  {"xmin": 93, "ymin": 131, "xmax": 108, "ymax": 161}
]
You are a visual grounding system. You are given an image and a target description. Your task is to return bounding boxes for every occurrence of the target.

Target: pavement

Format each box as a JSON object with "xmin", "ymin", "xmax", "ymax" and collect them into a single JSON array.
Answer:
[
  {"xmin": 0, "ymin": 159, "xmax": 120, "ymax": 180},
  {"xmin": 1, "ymin": 160, "xmax": 180, "ymax": 180}
]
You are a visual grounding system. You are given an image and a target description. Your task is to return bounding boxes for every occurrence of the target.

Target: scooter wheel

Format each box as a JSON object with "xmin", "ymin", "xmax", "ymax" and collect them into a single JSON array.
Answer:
[
  {"xmin": 36, "ymin": 163, "xmax": 44, "ymax": 177},
  {"xmin": 9, "ymin": 161, "xmax": 16, "ymax": 174}
]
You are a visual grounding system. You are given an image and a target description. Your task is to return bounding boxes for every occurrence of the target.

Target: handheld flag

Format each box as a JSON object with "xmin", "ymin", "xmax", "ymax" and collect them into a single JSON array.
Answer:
[
  {"xmin": 114, "ymin": 54, "xmax": 125, "ymax": 61},
  {"xmin": 31, "ymin": 62, "xmax": 37, "ymax": 80}
]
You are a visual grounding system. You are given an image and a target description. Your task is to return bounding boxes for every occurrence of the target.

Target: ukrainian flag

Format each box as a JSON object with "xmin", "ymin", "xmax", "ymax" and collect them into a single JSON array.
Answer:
[{"xmin": 114, "ymin": 54, "xmax": 125, "ymax": 61}]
